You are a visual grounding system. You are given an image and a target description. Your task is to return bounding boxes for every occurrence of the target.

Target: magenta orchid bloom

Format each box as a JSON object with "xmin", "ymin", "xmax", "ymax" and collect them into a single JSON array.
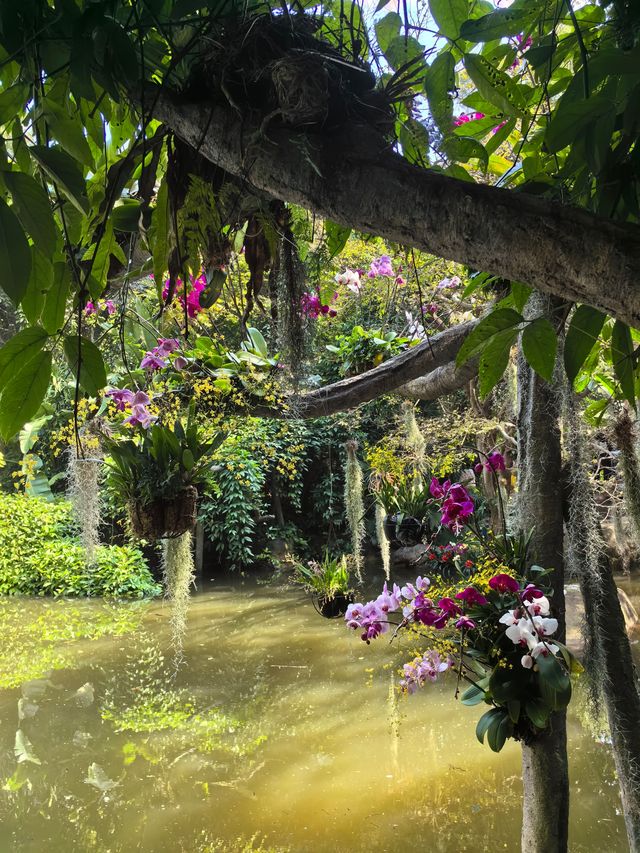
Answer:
[
  {"xmin": 84, "ymin": 301, "xmax": 97, "ymax": 315},
  {"xmin": 487, "ymin": 452, "xmax": 506, "ymax": 472},
  {"xmin": 455, "ymin": 587, "xmax": 489, "ymax": 607},
  {"xmin": 488, "ymin": 574, "xmax": 520, "ymax": 594},
  {"xmin": 105, "ymin": 299, "xmax": 116, "ymax": 315},
  {"xmin": 124, "ymin": 404, "xmax": 156, "ymax": 429},
  {"xmin": 455, "ymin": 616, "xmax": 477, "ymax": 630},
  {"xmin": 156, "ymin": 338, "xmax": 180, "ymax": 356}
]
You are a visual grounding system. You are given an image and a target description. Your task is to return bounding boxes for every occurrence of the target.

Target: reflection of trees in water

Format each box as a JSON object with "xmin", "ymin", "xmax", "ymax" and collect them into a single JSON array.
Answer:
[
  {"xmin": 0, "ymin": 611, "xmax": 271, "ymax": 853},
  {"xmin": 0, "ymin": 598, "xmax": 147, "ymax": 689}
]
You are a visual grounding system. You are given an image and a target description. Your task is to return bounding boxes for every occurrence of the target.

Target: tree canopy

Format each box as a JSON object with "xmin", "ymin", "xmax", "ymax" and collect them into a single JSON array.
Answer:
[{"xmin": 0, "ymin": 0, "xmax": 639, "ymax": 437}]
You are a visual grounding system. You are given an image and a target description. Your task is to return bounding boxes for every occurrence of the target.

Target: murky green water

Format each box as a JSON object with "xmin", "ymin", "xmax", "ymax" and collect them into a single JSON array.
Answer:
[{"xmin": 0, "ymin": 577, "xmax": 636, "ymax": 853}]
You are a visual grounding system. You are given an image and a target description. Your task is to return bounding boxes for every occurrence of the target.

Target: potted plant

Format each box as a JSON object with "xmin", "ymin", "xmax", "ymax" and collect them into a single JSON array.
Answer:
[
  {"xmin": 373, "ymin": 474, "xmax": 433, "ymax": 546},
  {"xmin": 292, "ymin": 552, "xmax": 354, "ymax": 618},
  {"xmin": 102, "ymin": 399, "xmax": 222, "ymax": 540}
]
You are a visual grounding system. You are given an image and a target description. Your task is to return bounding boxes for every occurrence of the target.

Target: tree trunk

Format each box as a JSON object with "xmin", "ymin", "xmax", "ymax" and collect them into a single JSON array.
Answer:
[
  {"xmin": 581, "ymin": 557, "xmax": 640, "ymax": 851},
  {"xmin": 516, "ymin": 293, "xmax": 569, "ymax": 853}
]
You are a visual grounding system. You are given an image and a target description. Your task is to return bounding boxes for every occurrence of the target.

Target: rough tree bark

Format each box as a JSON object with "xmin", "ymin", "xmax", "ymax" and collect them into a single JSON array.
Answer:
[
  {"xmin": 397, "ymin": 358, "xmax": 478, "ymax": 401},
  {"xmin": 581, "ymin": 553, "xmax": 640, "ymax": 851},
  {"xmin": 149, "ymin": 89, "xmax": 640, "ymax": 328},
  {"xmin": 249, "ymin": 320, "xmax": 476, "ymax": 418},
  {"xmin": 516, "ymin": 294, "xmax": 569, "ymax": 853}
]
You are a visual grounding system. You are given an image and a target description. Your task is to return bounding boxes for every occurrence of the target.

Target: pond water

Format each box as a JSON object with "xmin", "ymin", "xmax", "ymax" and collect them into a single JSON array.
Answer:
[{"xmin": 0, "ymin": 576, "xmax": 637, "ymax": 853}]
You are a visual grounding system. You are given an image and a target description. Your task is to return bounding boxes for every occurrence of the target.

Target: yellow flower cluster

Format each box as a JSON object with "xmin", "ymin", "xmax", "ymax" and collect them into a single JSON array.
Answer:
[{"xmin": 49, "ymin": 399, "xmax": 101, "ymax": 458}]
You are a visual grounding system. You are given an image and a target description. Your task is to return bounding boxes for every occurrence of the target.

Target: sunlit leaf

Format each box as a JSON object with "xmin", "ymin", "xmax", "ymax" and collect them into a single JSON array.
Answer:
[
  {"xmin": 0, "ymin": 350, "xmax": 52, "ymax": 441},
  {"xmin": 0, "ymin": 196, "xmax": 31, "ymax": 306}
]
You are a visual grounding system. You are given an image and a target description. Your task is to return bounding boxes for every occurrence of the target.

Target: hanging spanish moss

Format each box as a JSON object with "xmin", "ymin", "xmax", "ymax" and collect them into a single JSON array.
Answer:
[
  {"xmin": 162, "ymin": 530, "xmax": 195, "ymax": 671},
  {"xmin": 613, "ymin": 409, "xmax": 640, "ymax": 542},
  {"xmin": 344, "ymin": 440, "xmax": 365, "ymax": 583},
  {"xmin": 375, "ymin": 502, "xmax": 391, "ymax": 581},
  {"xmin": 402, "ymin": 401, "xmax": 426, "ymax": 468},
  {"xmin": 562, "ymin": 388, "xmax": 606, "ymax": 710},
  {"xmin": 276, "ymin": 232, "xmax": 307, "ymax": 382},
  {"xmin": 66, "ymin": 447, "xmax": 102, "ymax": 566}
]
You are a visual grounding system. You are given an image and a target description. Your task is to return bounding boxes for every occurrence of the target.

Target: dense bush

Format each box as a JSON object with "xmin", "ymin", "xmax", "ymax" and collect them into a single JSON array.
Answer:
[{"xmin": 0, "ymin": 493, "xmax": 160, "ymax": 598}]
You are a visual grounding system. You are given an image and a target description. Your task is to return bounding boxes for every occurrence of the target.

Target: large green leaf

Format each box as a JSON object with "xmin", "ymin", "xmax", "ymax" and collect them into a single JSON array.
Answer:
[
  {"xmin": 0, "ymin": 196, "xmax": 32, "ymax": 306},
  {"xmin": 4, "ymin": 171, "xmax": 58, "ymax": 256},
  {"xmin": 22, "ymin": 251, "xmax": 52, "ymax": 325},
  {"xmin": 429, "ymin": 0, "xmax": 469, "ymax": 40},
  {"xmin": 384, "ymin": 35, "xmax": 424, "ymax": 72},
  {"xmin": 442, "ymin": 135, "xmax": 488, "ymax": 170},
  {"xmin": 375, "ymin": 12, "xmax": 401, "ymax": 53},
  {"xmin": 0, "ymin": 326, "xmax": 49, "ymax": 392},
  {"xmin": 522, "ymin": 317, "xmax": 557, "ymax": 381},
  {"xmin": 479, "ymin": 327, "xmax": 519, "ymax": 398},
  {"xmin": 611, "ymin": 320, "xmax": 636, "ymax": 407},
  {"xmin": 545, "ymin": 94, "xmax": 613, "ymax": 154},
  {"xmin": 41, "ymin": 99, "xmax": 95, "ymax": 169},
  {"xmin": 29, "ymin": 145, "xmax": 89, "ymax": 214},
  {"xmin": 456, "ymin": 307, "xmax": 523, "ymax": 365},
  {"xmin": 463, "ymin": 53, "xmax": 526, "ymax": 117},
  {"xmin": 41, "ymin": 262, "xmax": 71, "ymax": 334},
  {"xmin": 460, "ymin": 7, "xmax": 532, "ymax": 42},
  {"xmin": 564, "ymin": 305, "xmax": 606, "ymax": 383},
  {"xmin": 400, "ymin": 118, "xmax": 430, "ymax": 165},
  {"xmin": 63, "ymin": 335, "xmax": 107, "ymax": 397},
  {"xmin": 0, "ymin": 350, "xmax": 52, "ymax": 441},
  {"xmin": 326, "ymin": 221, "xmax": 351, "ymax": 258},
  {"xmin": 424, "ymin": 51, "xmax": 456, "ymax": 133}
]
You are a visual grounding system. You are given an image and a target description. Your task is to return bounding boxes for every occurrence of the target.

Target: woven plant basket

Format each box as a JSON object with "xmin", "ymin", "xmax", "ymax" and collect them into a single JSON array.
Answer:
[{"xmin": 129, "ymin": 486, "xmax": 197, "ymax": 540}]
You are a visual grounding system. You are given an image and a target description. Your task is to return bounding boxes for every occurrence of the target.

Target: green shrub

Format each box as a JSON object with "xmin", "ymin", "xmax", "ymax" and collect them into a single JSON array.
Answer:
[{"xmin": 0, "ymin": 493, "xmax": 160, "ymax": 598}]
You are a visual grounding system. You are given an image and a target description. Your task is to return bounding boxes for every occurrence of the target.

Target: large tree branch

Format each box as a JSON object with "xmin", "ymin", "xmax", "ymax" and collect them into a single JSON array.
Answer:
[
  {"xmin": 398, "ymin": 358, "xmax": 478, "ymax": 400},
  {"xmin": 150, "ymin": 90, "xmax": 640, "ymax": 328},
  {"xmin": 249, "ymin": 321, "xmax": 476, "ymax": 418}
]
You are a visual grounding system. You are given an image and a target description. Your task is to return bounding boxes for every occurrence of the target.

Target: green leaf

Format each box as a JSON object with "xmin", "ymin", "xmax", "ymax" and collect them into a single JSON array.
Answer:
[
  {"xmin": 460, "ymin": 683, "xmax": 486, "ymax": 706},
  {"xmin": 325, "ymin": 221, "xmax": 351, "ymax": 258},
  {"xmin": 4, "ymin": 172, "xmax": 58, "ymax": 256},
  {"xmin": 424, "ymin": 51, "xmax": 456, "ymax": 133},
  {"xmin": 400, "ymin": 119, "xmax": 430, "ymax": 166},
  {"xmin": 476, "ymin": 707, "xmax": 502, "ymax": 744},
  {"xmin": 511, "ymin": 282, "xmax": 532, "ymax": 313},
  {"xmin": 522, "ymin": 317, "xmax": 557, "ymax": 381},
  {"xmin": 460, "ymin": 7, "xmax": 531, "ymax": 42},
  {"xmin": 525, "ymin": 697, "xmax": 550, "ymax": 729},
  {"xmin": 479, "ymin": 328, "xmax": 518, "ymax": 399},
  {"xmin": 247, "ymin": 327, "xmax": 268, "ymax": 357},
  {"xmin": 112, "ymin": 200, "xmax": 142, "ymax": 233},
  {"xmin": 375, "ymin": 12, "xmax": 401, "ymax": 53},
  {"xmin": 0, "ymin": 196, "xmax": 32, "ymax": 306},
  {"xmin": 22, "ymin": 250, "xmax": 52, "ymax": 325},
  {"xmin": 41, "ymin": 100, "xmax": 95, "ymax": 169},
  {"xmin": 457, "ymin": 308, "xmax": 523, "ymax": 366},
  {"xmin": 384, "ymin": 35, "xmax": 424, "ymax": 71},
  {"xmin": 545, "ymin": 95, "xmax": 613, "ymax": 154},
  {"xmin": 63, "ymin": 335, "xmax": 107, "ymax": 397},
  {"xmin": 442, "ymin": 135, "xmax": 488, "ymax": 170},
  {"xmin": 0, "ymin": 326, "xmax": 49, "ymax": 392},
  {"xmin": 611, "ymin": 320, "xmax": 636, "ymax": 407},
  {"xmin": 30, "ymin": 145, "xmax": 89, "ymax": 214},
  {"xmin": 463, "ymin": 53, "xmax": 526, "ymax": 117},
  {"xmin": 42, "ymin": 262, "xmax": 71, "ymax": 334},
  {"xmin": 429, "ymin": 0, "xmax": 469, "ymax": 40},
  {"xmin": 507, "ymin": 699, "xmax": 521, "ymax": 724},
  {"xmin": 564, "ymin": 305, "xmax": 606, "ymax": 383},
  {"xmin": 486, "ymin": 710, "xmax": 511, "ymax": 752},
  {"xmin": 0, "ymin": 84, "xmax": 29, "ymax": 126},
  {"xmin": 0, "ymin": 350, "xmax": 52, "ymax": 441}
]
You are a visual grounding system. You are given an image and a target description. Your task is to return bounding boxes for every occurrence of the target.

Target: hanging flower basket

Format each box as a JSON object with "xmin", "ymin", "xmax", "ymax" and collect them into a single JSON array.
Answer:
[
  {"xmin": 313, "ymin": 591, "xmax": 354, "ymax": 619},
  {"xmin": 129, "ymin": 486, "xmax": 197, "ymax": 540}
]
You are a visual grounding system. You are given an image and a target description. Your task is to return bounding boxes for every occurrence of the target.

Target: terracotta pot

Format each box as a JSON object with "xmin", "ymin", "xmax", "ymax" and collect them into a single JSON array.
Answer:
[{"xmin": 129, "ymin": 486, "xmax": 197, "ymax": 540}]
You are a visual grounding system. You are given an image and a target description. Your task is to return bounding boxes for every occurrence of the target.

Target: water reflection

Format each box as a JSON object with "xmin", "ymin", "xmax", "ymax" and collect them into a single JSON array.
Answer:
[{"xmin": 0, "ymin": 582, "xmax": 632, "ymax": 852}]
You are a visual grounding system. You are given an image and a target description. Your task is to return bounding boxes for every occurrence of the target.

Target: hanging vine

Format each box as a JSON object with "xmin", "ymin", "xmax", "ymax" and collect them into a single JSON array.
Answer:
[
  {"xmin": 375, "ymin": 502, "xmax": 391, "ymax": 581},
  {"xmin": 162, "ymin": 530, "xmax": 195, "ymax": 670},
  {"xmin": 66, "ymin": 446, "xmax": 102, "ymax": 567},
  {"xmin": 344, "ymin": 439, "xmax": 365, "ymax": 582},
  {"xmin": 613, "ymin": 408, "xmax": 640, "ymax": 543}
]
